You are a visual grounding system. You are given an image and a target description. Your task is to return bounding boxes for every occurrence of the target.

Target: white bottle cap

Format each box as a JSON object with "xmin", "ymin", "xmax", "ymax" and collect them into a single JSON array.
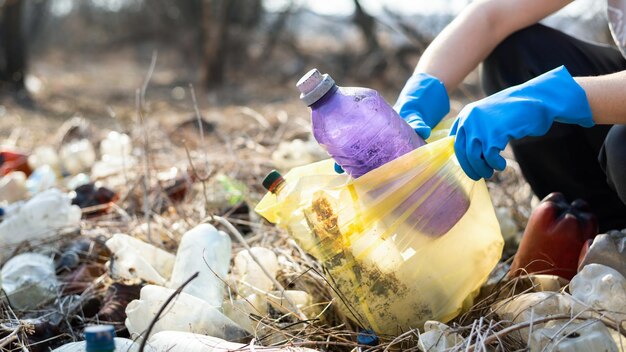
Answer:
[{"xmin": 296, "ymin": 68, "xmax": 335, "ymax": 106}]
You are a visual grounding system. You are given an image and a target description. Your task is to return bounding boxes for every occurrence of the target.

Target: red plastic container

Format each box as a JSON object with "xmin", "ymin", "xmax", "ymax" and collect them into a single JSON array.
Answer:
[{"xmin": 509, "ymin": 192, "xmax": 598, "ymax": 280}]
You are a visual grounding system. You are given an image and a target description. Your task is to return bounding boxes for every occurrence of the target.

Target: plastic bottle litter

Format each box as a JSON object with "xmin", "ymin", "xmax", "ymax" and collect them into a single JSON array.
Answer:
[
  {"xmin": 26, "ymin": 164, "xmax": 58, "ymax": 194},
  {"xmin": 59, "ymin": 139, "xmax": 96, "ymax": 175},
  {"xmin": 232, "ymin": 247, "xmax": 279, "ymax": 299},
  {"xmin": 125, "ymin": 285, "xmax": 248, "ymax": 341},
  {"xmin": 570, "ymin": 263, "xmax": 626, "ymax": 322},
  {"xmin": 529, "ymin": 320, "xmax": 618, "ymax": 352},
  {"xmin": 296, "ymin": 69, "xmax": 471, "ymax": 237},
  {"xmin": 417, "ymin": 321, "xmax": 465, "ymax": 352},
  {"xmin": 167, "ymin": 224, "xmax": 231, "ymax": 306},
  {"xmin": 52, "ymin": 324, "xmax": 155, "ymax": 352},
  {"xmin": 297, "ymin": 68, "xmax": 425, "ymax": 178},
  {"xmin": 105, "ymin": 233, "xmax": 175, "ymax": 285},
  {"xmin": 0, "ymin": 188, "xmax": 82, "ymax": 262},
  {"xmin": 71, "ymin": 183, "xmax": 118, "ymax": 216},
  {"xmin": 28, "ymin": 146, "xmax": 61, "ymax": 173},
  {"xmin": 147, "ymin": 330, "xmax": 318, "ymax": 352},
  {"xmin": 578, "ymin": 229, "xmax": 626, "ymax": 278},
  {"xmin": 266, "ymin": 290, "xmax": 314, "ymax": 317},
  {"xmin": 1, "ymin": 253, "xmax": 59, "ymax": 310},
  {"xmin": 92, "ymin": 131, "xmax": 135, "ymax": 179},
  {"xmin": 509, "ymin": 192, "xmax": 598, "ymax": 280},
  {"xmin": 0, "ymin": 171, "xmax": 28, "ymax": 203},
  {"xmin": 0, "ymin": 149, "xmax": 32, "ymax": 176}
]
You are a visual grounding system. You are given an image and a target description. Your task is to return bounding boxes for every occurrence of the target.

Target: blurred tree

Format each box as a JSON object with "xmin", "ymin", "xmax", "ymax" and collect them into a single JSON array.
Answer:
[
  {"xmin": 201, "ymin": 0, "xmax": 262, "ymax": 88},
  {"xmin": 0, "ymin": 0, "xmax": 27, "ymax": 94}
]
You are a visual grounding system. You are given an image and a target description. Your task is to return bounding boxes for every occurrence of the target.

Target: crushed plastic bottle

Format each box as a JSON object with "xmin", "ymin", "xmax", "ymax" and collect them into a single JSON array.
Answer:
[
  {"xmin": 529, "ymin": 320, "xmax": 618, "ymax": 352},
  {"xmin": 418, "ymin": 321, "xmax": 465, "ymax": 352},
  {"xmin": 148, "ymin": 331, "xmax": 318, "ymax": 352},
  {"xmin": 232, "ymin": 247, "xmax": 279, "ymax": 299},
  {"xmin": 59, "ymin": 139, "xmax": 96, "ymax": 175},
  {"xmin": 570, "ymin": 263, "xmax": 626, "ymax": 322},
  {"xmin": 105, "ymin": 233, "xmax": 175, "ymax": 285},
  {"xmin": 167, "ymin": 224, "xmax": 231, "ymax": 307},
  {"xmin": 125, "ymin": 285, "xmax": 248, "ymax": 341},
  {"xmin": 297, "ymin": 68, "xmax": 425, "ymax": 178},
  {"xmin": 0, "ymin": 188, "xmax": 82, "ymax": 262},
  {"xmin": 1, "ymin": 253, "xmax": 59, "ymax": 310},
  {"xmin": 578, "ymin": 229, "xmax": 626, "ymax": 278},
  {"xmin": 92, "ymin": 131, "xmax": 135, "ymax": 179}
]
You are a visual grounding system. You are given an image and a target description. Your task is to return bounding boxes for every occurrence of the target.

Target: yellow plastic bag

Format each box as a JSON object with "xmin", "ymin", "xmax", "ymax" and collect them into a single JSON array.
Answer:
[{"xmin": 255, "ymin": 136, "xmax": 503, "ymax": 335}]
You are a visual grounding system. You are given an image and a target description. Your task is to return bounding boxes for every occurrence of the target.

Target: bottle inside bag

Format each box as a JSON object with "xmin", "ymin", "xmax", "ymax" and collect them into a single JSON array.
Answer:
[{"xmin": 297, "ymin": 69, "xmax": 469, "ymax": 237}]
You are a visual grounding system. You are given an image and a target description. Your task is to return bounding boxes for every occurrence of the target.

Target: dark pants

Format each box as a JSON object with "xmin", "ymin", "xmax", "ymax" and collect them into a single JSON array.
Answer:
[{"xmin": 482, "ymin": 24, "xmax": 626, "ymax": 232}]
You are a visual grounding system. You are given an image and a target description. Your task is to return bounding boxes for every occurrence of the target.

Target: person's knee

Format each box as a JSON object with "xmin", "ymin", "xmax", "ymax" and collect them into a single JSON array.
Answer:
[
  {"xmin": 599, "ymin": 125, "xmax": 626, "ymax": 205},
  {"xmin": 481, "ymin": 24, "xmax": 549, "ymax": 94}
]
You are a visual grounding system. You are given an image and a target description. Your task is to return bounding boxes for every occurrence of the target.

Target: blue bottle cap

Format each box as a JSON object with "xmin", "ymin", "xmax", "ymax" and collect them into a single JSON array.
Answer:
[
  {"xmin": 84, "ymin": 325, "xmax": 116, "ymax": 352},
  {"xmin": 0, "ymin": 207, "xmax": 4, "ymax": 217},
  {"xmin": 357, "ymin": 329, "xmax": 379, "ymax": 346}
]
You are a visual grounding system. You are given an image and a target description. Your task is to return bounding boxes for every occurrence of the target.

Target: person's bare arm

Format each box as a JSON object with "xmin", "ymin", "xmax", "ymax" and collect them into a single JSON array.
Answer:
[
  {"xmin": 576, "ymin": 72, "xmax": 626, "ymax": 125},
  {"xmin": 416, "ymin": 0, "xmax": 572, "ymax": 91}
]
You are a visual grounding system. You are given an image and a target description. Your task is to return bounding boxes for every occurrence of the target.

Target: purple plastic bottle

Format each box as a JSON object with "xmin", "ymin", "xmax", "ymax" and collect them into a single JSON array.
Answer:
[
  {"xmin": 297, "ymin": 69, "xmax": 426, "ymax": 178},
  {"xmin": 296, "ymin": 69, "xmax": 470, "ymax": 238}
]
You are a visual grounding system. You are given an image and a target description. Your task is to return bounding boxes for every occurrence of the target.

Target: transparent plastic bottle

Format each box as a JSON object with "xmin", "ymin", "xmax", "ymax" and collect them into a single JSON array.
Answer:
[{"xmin": 297, "ymin": 69, "xmax": 426, "ymax": 178}]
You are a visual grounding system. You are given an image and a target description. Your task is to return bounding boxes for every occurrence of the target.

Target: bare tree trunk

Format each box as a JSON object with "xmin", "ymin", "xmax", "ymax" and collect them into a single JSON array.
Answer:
[
  {"xmin": 1, "ymin": 0, "xmax": 27, "ymax": 91},
  {"xmin": 352, "ymin": 0, "xmax": 380, "ymax": 53},
  {"xmin": 202, "ymin": 0, "xmax": 233, "ymax": 88}
]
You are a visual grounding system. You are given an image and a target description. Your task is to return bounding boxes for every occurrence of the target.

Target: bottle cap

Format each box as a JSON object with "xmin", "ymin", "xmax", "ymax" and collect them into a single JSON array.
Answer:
[
  {"xmin": 296, "ymin": 68, "xmax": 335, "ymax": 106},
  {"xmin": 262, "ymin": 170, "xmax": 285, "ymax": 193},
  {"xmin": 85, "ymin": 325, "xmax": 116, "ymax": 352},
  {"xmin": 357, "ymin": 329, "xmax": 379, "ymax": 346}
]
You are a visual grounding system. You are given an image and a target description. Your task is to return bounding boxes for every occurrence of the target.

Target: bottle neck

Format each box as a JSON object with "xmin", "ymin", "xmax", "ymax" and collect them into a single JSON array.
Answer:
[
  {"xmin": 310, "ymin": 84, "xmax": 338, "ymax": 109},
  {"xmin": 269, "ymin": 179, "xmax": 286, "ymax": 195}
]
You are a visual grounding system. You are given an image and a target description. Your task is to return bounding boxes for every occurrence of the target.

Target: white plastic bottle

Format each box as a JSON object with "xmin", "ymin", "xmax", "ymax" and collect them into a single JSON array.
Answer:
[
  {"xmin": 125, "ymin": 285, "xmax": 247, "ymax": 341},
  {"xmin": 59, "ymin": 139, "xmax": 96, "ymax": 175},
  {"xmin": 1, "ymin": 253, "xmax": 59, "ymax": 310},
  {"xmin": 167, "ymin": 224, "xmax": 231, "ymax": 307},
  {"xmin": 232, "ymin": 247, "xmax": 279, "ymax": 298},
  {"xmin": 148, "ymin": 331, "xmax": 318, "ymax": 352},
  {"xmin": 105, "ymin": 233, "xmax": 175, "ymax": 285},
  {"xmin": 0, "ymin": 188, "xmax": 82, "ymax": 262}
]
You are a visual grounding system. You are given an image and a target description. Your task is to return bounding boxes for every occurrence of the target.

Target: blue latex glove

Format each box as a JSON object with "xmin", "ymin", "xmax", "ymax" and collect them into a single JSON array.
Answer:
[
  {"xmin": 449, "ymin": 66, "xmax": 594, "ymax": 180},
  {"xmin": 394, "ymin": 72, "xmax": 450, "ymax": 139},
  {"xmin": 335, "ymin": 72, "xmax": 450, "ymax": 174}
]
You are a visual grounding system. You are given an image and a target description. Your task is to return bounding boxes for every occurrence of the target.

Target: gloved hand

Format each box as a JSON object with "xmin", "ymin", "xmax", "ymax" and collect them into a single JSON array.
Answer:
[
  {"xmin": 335, "ymin": 72, "xmax": 450, "ymax": 174},
  {"xmin": 394, "ymin": 72, "xmax": 451, "ymax": 139},
  {"xmin": 449, "ymin": 65, "xmax": 594, "ymax": 180}
]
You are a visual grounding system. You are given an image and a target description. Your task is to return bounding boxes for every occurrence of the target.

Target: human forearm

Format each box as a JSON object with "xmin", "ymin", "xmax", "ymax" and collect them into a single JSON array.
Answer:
[
  {"xmin": 416, "ymin": 0, "xmax": 572, "ymax": 92},
  {"xmin": 576, "ymin": 71, "xmax": 626, "ymax": 125}
]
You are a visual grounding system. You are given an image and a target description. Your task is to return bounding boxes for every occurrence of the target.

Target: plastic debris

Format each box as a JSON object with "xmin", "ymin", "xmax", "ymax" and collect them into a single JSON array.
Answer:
[
  {"xmin": 417, "ymin": 321, "xmax": 464, "ymax": 352},
  {"xmin": 578, "ymin": 229, "xmax": 626, "ymax": 278},
  {"xmin": 26, "ymin": 164, "xmax": 58, "ymax": 194},
  {"xmin": 92, "ymin": 131, "xmax": 135, "ymax": 179},
  {"xmin": 570, "ymin": 263, "xmax": 626, "ymax": 322},
  {"xmin": 0, "ymin": 149, "xmax": 32, "ymax": 176},
  {"xmin": 71, "ymin": 182, "xmax": 118, "ymax": 215},
  {"xmin": 59, "ymin": 139, "xmax": 96, "ymax": 175},
  {"xmin": 105, "ymin": 233, "xmax": 175, "ymax": 285},
  {"xmin": 125, "ymin": 285, "xmax": 248, "ymax": 341},
  {"xmin": 0, "ymin": 188, "xmax": 81, "ymax": 262},
  {"xmin": 0, "ymin": 171, "xmax": 28, "ymax": 203},
  {"xmin": 529, "ymin": 320, "xmax": 618, "ymax": 352},
  {"xmin": 147, "ymin": 330, "xmax": 318, "ymax": 351},
  {"xmin": 232, "ymin": 247, "xmax": 279, "ymax": 299},
  {"xmin": 167, "ymin": 224, "xmax": 231, "ymax": 306},
  {"xmin": 2, "ymin": 253, "xmax": 59, "ymax": 310},
  {"xmin": 509, "ymin": 192, "xmax": 598, "ymax": 280}
]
